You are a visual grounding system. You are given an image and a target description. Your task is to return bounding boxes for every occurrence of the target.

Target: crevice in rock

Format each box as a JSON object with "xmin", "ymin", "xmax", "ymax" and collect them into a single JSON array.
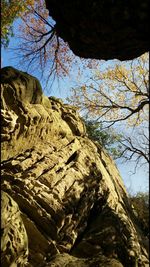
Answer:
[
  {"xmin": 65, "ymin": 151, "xmax": 78, "ymax": 165},
  {"xmin": 1, "ymin": 67, "xmax": 149, "ymax": 267}
]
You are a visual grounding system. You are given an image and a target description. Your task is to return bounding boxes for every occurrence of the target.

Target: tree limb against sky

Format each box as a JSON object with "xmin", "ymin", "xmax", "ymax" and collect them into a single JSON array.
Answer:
[{"xmin": 67, "ymin": 53, "xmax": 149, "ymax": 170}]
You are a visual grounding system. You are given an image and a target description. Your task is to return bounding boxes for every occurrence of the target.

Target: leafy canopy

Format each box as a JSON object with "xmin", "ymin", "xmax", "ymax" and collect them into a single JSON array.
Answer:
[
  {"xmin": 1, "ymin": 0, "xmax": 35, "ymax": 47},
  {"xmin": 1, "ymin": 0, "xmax": 99, "ymax": 85},
  {"xmin": 67, "ymin": 53, "xmax": 149, "ymax": 170},
  {"xmin": 68, "ymin": 53, "xmax": 149, "ymax": 128}
]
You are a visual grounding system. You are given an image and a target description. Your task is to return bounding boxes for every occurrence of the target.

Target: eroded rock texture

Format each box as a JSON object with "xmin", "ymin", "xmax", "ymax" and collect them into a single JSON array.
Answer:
[
  {"xmin": 1, "ymin": 67, "xmax": 149, "ymax": 266},
  {"xmin": 45, "ymin": 0, "xmax": 149, "ymax": 60},
  {"xmin": 1, "ymin": 191, "xmax": 28, "ymax": 267}
]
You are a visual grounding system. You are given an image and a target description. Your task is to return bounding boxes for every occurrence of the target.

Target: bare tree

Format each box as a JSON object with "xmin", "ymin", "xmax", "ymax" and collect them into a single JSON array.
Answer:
[{"xmin": 118, "ymin": 127, "xmax": 149, "ymax": 173}]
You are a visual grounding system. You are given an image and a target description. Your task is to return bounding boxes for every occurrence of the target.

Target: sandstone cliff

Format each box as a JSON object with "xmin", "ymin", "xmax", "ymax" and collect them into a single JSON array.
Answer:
[{"xmin": 1, "ymin": 67, "xmax": 149, "ymax": 267}]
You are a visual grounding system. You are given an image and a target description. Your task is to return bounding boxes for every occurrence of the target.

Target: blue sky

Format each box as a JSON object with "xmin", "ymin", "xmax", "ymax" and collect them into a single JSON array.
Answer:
[{"xmin": 1, "ymin": 26, "xmax": 149, "ymax": 195}]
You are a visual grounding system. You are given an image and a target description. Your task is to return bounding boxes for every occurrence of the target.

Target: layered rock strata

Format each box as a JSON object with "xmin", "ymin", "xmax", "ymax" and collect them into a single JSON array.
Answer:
[
  {"xmin": 1, "ymin": 191, "xmax": 28, "ymax": 267},
  {"xmin": 1, "ymin": 67, "xmax": 149, "ymax": 267}
]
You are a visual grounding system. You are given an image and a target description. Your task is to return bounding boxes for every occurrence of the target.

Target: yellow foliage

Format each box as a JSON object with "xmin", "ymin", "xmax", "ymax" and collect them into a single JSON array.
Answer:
[
  {"xmin": 69, "ymin": 53, "xmax": 149, "ymax": 128},
  {"xmin": 1, "ymin": 0, "xmax": 37, "ymax": 44}
]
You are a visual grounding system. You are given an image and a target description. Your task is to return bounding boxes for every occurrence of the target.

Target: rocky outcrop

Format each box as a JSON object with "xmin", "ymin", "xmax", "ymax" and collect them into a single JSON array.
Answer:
[
  {"xmin": 45, "ymin": 0, "xmax": 149, "ymax": 60},
  {"xmin": 1, "ymin": 191, "xmax": 28, "ymax": 267},
  {"xmin": 1, "ymin": 67, "xmax": 149, "ymax": 266}
]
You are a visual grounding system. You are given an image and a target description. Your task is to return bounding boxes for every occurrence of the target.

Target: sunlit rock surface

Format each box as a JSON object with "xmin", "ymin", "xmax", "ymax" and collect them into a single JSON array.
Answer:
[
  {"xmin": 1, "ymin": 191, "xmax": 28, "ymax": 267},
  {"xmin": 45, "ymin": 0, "xmax": 149, "ymax": 60},
  {"xmin": 1, "ymin": 67, "xmax": 149, "ymax": 266}
]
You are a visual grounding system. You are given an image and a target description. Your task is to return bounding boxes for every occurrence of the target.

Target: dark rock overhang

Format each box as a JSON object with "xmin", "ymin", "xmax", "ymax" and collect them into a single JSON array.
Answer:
[{"xmin": 45, "ymin": 0, "xmax": 149, "ymax": 61}]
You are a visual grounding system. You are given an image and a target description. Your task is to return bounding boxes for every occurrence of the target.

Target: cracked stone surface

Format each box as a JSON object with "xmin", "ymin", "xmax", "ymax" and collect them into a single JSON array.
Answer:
[
  {"xmin": 1, "ymin": 66, "xmax": 149, "ymax": 266},
  {"xmin": 1, "ymin": 191, "xmax": 28, "ymax": 267}
]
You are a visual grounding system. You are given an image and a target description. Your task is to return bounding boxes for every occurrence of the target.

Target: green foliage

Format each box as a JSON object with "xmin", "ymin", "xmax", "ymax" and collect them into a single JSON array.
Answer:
[
  {"xmin": 1, "ymin": 0, "xmax": 29, "ymax": 47},
  {"xmin": 129, "ymin": 191, "xmax": 149, "ymax": 236},
  {"xmin": 83, "ymin": 118, "xmax": 123, "ymax": 159}
]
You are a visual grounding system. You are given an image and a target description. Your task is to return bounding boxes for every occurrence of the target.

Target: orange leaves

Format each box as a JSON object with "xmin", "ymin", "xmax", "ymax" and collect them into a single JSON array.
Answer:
[{"xmin": 26, "ymin": 0, "xmax": 35, "ymax": 6}]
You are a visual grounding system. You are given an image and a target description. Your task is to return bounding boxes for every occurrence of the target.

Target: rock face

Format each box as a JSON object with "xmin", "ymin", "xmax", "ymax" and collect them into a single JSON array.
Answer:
[
  {"xmin": 1, "ymin": 67, "xmax": 149, "ymax": 267},
  {"xmin": 1, "ymin": 191, "xmax": 28, "ymax": 267},
  {"xmin": 45, "ymin": 0, "xmax": 149, "ymax": 60}
]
